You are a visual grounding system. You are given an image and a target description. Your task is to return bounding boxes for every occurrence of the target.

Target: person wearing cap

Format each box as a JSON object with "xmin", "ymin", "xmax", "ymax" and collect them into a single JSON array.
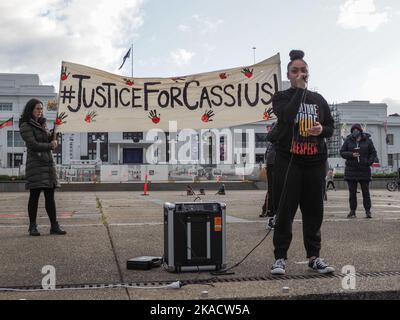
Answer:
[{"xmin": 340, "ymin": 124, "xmax": 377, "ymax": 218}]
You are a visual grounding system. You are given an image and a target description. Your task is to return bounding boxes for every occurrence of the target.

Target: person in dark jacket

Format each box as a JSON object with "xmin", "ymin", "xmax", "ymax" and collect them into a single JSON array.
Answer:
[
  {"xmin": 260, "ymin": 123, "xmax": 276, "ymax": 230},
  {"xmin": 269, "ymin": 50, "xmax": 335, "ymax": 276},
  {"xmin": 19, "ymin": 98, "xmax": 66, "ymax": 236},
  {"xmin": 340, "ymin": 123, "xmax": 377, "ymax": 219}
]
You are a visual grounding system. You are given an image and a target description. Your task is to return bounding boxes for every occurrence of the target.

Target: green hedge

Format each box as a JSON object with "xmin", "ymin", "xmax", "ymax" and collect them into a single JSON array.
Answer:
[{"xmin": 0, "ymin": 175, "xmax": 26, "ymax": 181}]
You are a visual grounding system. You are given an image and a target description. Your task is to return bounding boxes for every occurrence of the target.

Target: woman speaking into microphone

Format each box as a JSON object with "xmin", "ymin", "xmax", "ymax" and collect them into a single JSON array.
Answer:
[
  {"xmin": 269, "ymin": 50, "xmax": 335, "ymax": 275},
  {"xmin": 19, "ymin": 98, "xmax": 66, "ymax": 236}
]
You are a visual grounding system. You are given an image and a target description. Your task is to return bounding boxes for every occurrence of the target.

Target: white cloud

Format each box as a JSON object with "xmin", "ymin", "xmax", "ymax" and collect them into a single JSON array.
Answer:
[
  {"xmin": 0, "ymin": 0, "xmax": 145, "ymax": 87},
  {"xmin": 192, "ymin": 14, "xmax": 224, "ymax": 34},
  {"xmin": 178, "ymin": 24, "xmax": 190, "ymax": 32},
  {"xmin": 170, "ymin": 49, "xmax": 195, "ymax": 66},
  {"xmin": 337, "ymin": 0, "xmax": 389, "ymax": 32}
]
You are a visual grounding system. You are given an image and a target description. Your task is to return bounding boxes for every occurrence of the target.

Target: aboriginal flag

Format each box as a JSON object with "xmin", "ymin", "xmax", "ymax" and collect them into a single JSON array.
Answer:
[{"xmin": 0, "ymin": 117, "xmax": 13, "ymax": 129}]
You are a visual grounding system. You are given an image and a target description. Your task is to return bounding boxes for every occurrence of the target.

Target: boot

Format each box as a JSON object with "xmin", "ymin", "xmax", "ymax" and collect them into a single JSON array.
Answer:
[
  {"xmin": 347, "ymin": 210, "xmax": 356, "ymax": 218},
  {"xmin": 50, "ymin": 222, "xmax": 67, "ymax": 235},
  {"xmin": 259, "ymin": 210, "xmax": 267, "ymax": 218},
  {"xmin": 28, "ymin": 223, "xmax": 40, "ymax": 236},
  {"xmin": 366, "ymin": 211, "xmax": 372, "ymax": 219}
]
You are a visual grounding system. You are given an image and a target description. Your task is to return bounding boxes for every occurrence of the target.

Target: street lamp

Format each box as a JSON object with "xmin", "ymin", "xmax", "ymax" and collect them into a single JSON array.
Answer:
[{"xmin": 252, "ymin": 47, "xmax": 256, "ymax": 65}]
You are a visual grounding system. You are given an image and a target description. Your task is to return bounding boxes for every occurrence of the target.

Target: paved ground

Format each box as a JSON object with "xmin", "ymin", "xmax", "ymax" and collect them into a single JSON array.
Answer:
[{"xmin": 0, "ymin": 188, "xmax": 399, "ymax": 300}]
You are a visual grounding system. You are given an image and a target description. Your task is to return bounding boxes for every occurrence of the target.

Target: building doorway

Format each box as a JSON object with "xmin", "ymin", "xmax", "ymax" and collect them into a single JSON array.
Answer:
[{"xmin": 123, "ymin": 148, "xmax": 143, "ymax": 164}]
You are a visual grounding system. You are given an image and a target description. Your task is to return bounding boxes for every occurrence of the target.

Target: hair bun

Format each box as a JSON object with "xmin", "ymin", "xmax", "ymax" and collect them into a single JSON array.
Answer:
[{"xmin": 289, "ymin": 50, "xmax": 305, "ymax": 61}]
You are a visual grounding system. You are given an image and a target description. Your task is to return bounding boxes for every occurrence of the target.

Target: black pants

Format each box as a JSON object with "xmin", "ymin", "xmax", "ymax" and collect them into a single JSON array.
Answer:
[
  {"xmin": 262, "ymin": 164, "xmax": 275, "ymax": 216},
  {"xmin": 326, "ymin": 181, "xmax": 336, "ymax": 190},
  {"xmin": 28, "ymin": 188, "xmax": 57, "ymax": 225},
  {"xmin": 273, "ymin": 154, "xmax": 325, "ymax": 260},
  {"xmin": 347, "ymin": 180, "xmax": 371, "ymax": 212}
]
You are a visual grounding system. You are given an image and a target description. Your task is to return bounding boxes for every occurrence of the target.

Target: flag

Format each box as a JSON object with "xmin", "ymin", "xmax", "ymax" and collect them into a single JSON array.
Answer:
[
  {"xmin": 118, "ymin": 48, "xmax": 131, "ymax": 70},
  {"xmin": 0, "ymin": 117, "xmax": 13, "ymax": 129}
]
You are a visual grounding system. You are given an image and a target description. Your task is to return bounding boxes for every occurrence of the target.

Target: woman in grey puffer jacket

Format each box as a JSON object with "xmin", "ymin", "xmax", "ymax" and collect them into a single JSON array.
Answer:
[{"xmin": 19, "ymin": 98, "xmax": 66, "ymax": 236}]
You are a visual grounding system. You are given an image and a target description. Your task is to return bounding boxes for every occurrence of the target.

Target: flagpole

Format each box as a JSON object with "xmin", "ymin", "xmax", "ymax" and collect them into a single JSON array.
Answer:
[{"xmin": 131, "ymin": 43, "xmax": 134, "ymax": 78}]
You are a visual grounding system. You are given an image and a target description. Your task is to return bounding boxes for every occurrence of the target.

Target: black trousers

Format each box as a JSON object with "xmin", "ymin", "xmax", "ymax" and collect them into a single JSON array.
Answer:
[
  {"xmin": 262, "ymin": 164, "xmax": 275, "ymax": 216},
  {"xmin": 347, "ymin": 180, "xmax": 371, "ymax": 211},
  {"xmin": 326, "ymin": 181, "xmax": 336, "ymax": 190},
  {"xmin": 273, "ymin": 154, "xmax": 325, "ymax": 260},
  {"xmin": 28, "ymin": 188, "xmax": 57, "ymax": 225}
]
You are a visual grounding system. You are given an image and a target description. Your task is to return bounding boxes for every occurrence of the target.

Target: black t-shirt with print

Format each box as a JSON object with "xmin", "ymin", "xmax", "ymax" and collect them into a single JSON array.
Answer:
[{"xmin": 272, "ymin": 87, "xmax": 335, "ymax": 166}]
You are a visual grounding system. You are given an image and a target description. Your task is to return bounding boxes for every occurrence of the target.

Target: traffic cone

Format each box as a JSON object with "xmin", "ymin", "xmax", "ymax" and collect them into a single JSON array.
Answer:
[{"xmin": 142, "ymin": 174, "xmax": 149, "ymax": 196}]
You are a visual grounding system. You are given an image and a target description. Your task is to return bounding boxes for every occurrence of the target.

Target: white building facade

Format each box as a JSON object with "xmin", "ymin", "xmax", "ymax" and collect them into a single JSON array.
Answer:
[
  {"xmin": 1, "ymin": 73, "xmax": 400, "ymax": 179},
  {"xmin": 0, "ymin": 74, "xmax": 57, "ymax": 175},
  {"xmin": 334, "ymin": 100, "xmax": 400, "ymax": 171}
]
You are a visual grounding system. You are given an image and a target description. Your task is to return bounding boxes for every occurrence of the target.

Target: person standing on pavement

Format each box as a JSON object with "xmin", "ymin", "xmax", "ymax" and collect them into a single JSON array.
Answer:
[
  {"xmin": 19, "ymin": 98, "xmax": 66, "ymax": 236},
  {"xmin": 269, "ymin": 50, "xmax": 335, "ymax": 276},
  {"xmin": 260, "ymin": 123, "xmax": 276, "ymax": 231},
  {"xmin": 340, "ymin": 123, "xmax": 377, "ymax": 219},
  {"xmin": 326, "ymin": 167, "xmax": 336, "ymax": 191}
]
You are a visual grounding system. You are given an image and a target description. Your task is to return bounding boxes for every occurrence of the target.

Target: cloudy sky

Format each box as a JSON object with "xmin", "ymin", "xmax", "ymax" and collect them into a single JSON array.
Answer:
[{"xmin": 1, "ymin": 0, "xmax": 399, "ymax": 113}]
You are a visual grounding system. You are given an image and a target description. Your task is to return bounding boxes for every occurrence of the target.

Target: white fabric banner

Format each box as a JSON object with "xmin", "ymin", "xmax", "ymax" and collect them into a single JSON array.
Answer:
[{"xmin": 56, "ymin": 54, "xmax": 281, "ymax": 132}]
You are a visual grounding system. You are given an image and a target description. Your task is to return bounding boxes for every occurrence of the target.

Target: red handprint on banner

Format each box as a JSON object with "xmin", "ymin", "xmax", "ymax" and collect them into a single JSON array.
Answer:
[
  {"xmin": 61, "ymin": 66, "xmax": 70, "ymax": 81},
  {"xmin": 241, "ymin": 68, "xmax": 254, "ymax": 79},
  {"xmin": 148, "ymin": 110, "xmax": 161, "ymax": 124},
  {"xmin": 85, "ymin": 111, "xmax": 97, "ymax": 123},
  {"xmin": 201, "ymin": 110, "xmax": 215, "ymax": 123},
  {"xmin": 55, "ymin": 112, "xmax": 68, "ymax": 125},
  {"xmin": 263, "ymin": 108, "xmax": 274, "ymax": 120},
  {"xmin": 124, "ymin": 78, "xmax": 134, "ymax": 86}
]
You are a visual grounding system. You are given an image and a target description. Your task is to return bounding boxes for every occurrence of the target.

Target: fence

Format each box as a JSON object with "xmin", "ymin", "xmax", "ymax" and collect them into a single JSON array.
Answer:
[{"xmin": 55, "ymin": 163, "xmax": 265, "ymax": 183}]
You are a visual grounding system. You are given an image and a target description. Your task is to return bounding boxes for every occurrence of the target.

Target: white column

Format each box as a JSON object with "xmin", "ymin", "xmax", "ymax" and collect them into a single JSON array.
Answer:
[{"xmin": 118, "ymin": 143, "xmax": 121, "ymax": 164}]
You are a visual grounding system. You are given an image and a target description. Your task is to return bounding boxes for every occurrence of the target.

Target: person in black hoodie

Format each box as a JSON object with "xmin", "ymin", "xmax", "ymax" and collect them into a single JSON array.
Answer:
[
  {"xmin": 19, "ymin": 98, "xmax": 66, "ymax": 236},
  {"xmin": 269, "ymin": 50, "xmax": 335, "ymax": 275},
  {"xmin": 260, "ymin": 123, "xmax": 277, "ymax": 231},
  {"xmin": 340, "ymin": 123, "xmax": 377, "ymax": 219}
]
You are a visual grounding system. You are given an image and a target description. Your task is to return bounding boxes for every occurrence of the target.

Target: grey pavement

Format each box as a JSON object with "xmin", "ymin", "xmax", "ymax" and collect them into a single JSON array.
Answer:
[{"xmin": 0, "ymin": 189, "xmax": 399, "ymax": 300}]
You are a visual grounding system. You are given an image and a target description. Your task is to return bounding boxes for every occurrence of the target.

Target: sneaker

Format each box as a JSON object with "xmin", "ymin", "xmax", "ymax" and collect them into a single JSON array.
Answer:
[
  {"xmin": 266, "ymin": 216, "xmax": 275, "ymax": 230},
  {"xmin": 308, "ymin": 258, "xmax": 335, "ymax": 274},
  {"xmin": 347, "ymin": 211, "xmax": 356, "ymax": 218},
  {"xmin": 271, "ymin": 258, "xmax": 286, "ymax": 275},
  {"xmin": 366, "ymin": 211, "xmax": 372, "ymax": 219}
]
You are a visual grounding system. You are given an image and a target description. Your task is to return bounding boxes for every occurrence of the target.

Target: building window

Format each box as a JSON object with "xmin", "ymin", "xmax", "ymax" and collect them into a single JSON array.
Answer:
[
  {"xmin": 386, "ymin": 134, "xmax": 394, "ymax": 145},
  {"xmin": 53, "ymin": 134, "xmax": 62, "ymax": 164},
  {"xmin": 7, "ymin": 131, "xmax": 25, "ymax": 147},
  {"xmin": 256, "ymin": 154, "xmax": 265, "ymax": 164},
  {"xmin": 0, "ymin": 103, "xmax": 12, "ymax": 111},
  {"xmin": 255, "ymin": 133, "xmax": 268, "ymax": 148},
  {"xmin": 123, "ymin": 132, "xmax": 143, "ymax": 141},
  {"xmin": 388, "ymin": 154, "xmax": 393, "ymax": 167},
  {"xmin": 242, "ymin": 132, "xmax": 247, "ymax": 148},
  {"xmin": 220, "ymin": 136, "xmax": 225, "ymax": 161},
  {"xmin": 7, "ymin": 153, "xmax": 23, "ymax": 168}
]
